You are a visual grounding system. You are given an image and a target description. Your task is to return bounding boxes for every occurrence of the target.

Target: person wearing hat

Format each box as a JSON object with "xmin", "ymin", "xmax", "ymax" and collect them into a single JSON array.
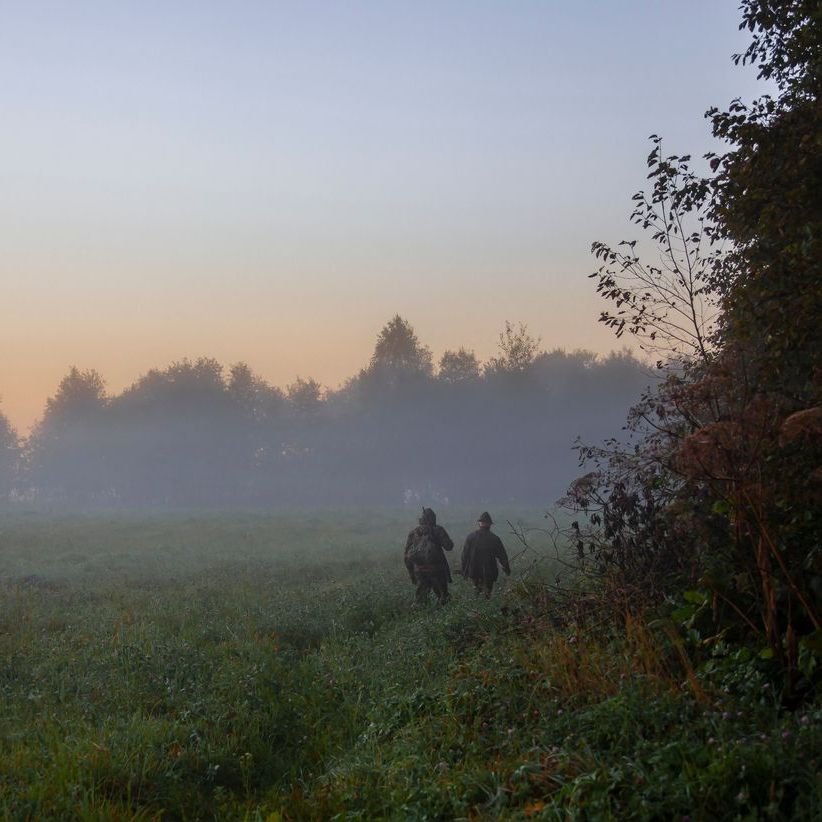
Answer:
[{"xmin": 460, "ymin": 512, "xmax": 511, "ymax": 597}]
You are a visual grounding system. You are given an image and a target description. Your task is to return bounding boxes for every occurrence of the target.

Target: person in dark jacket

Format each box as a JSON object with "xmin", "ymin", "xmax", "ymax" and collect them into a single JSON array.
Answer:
[
  {"xmin": 404, "ymin": 507, "xmax": 454, "ymax": 604},
  {"xmin": 461, "ymin": 512, "xmax": 510, "ymax": 597}
]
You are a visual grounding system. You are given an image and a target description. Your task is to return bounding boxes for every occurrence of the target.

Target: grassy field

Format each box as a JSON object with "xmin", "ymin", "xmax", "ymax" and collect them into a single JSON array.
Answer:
[{"xmin": 0, "ymin": 511, "xmax": 818, "ymax": 820}]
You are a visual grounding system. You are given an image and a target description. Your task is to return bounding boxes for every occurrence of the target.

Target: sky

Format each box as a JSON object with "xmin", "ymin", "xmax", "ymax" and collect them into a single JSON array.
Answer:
[{"xmin": 0, "ymin": 1, "xmax": 766, "ymax": 432}]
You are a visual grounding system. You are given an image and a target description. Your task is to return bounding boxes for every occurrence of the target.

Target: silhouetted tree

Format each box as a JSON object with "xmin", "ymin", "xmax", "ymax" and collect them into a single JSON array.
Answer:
[
  {"xmin": 43, "ymin": 367, "xmax": 107, "ymax": 423},
  {"xmin": 438, "ymin": 348, "xmax": 481, "ymax": 383},
  {"xmin": 287, "ymin": 377, "xmax": 324, "ymax": 417},
  {"xmin": 485, "ymin": 322, "xmax": 541, "ymax": 375},
  {"xmin": 590, "ymin": 139, "xmax": 717, "ymax": 368},
  {"xmin": 707, "ymin": 0, "xmax": 821, "ymax": 401},
  {"xmin": 229, "ymin": 362, "xmax": 285, "ymax": 422},
  {"xmin": 369, "ymin": 315, "xmax": 433, "ymax": 378},
  {"xmin": 26, "ymin": 367, "xmax": 109, "ymax": 502},
  {"xmin": 106, "ymin": 358, "xmax": 238, "ymax": 505},
  {"xmin": 228, "ymin": 362, "xmax": 258, "ymax": 415},
  {"xmin": 0, "ymin": 405, "xmax": 18, "ymax": 500}
]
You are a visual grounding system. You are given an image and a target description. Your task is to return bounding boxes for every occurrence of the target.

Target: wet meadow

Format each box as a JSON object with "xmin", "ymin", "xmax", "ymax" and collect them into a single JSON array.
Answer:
[{"xmin": 0, "ymin": 511, "xmax": 818, "ymax": 819}]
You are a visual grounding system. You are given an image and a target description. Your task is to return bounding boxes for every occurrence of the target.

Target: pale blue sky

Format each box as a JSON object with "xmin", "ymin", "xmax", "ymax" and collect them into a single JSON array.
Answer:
[{"xmin": 0, "ymin": 1, "xmax": 765, "ymax": 429}]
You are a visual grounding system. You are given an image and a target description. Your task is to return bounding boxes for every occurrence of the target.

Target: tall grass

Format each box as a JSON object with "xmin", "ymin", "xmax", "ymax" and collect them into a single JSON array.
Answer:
[{"xmin": 0, "ymin": 511, "xmax": 818, "ymax": 819}]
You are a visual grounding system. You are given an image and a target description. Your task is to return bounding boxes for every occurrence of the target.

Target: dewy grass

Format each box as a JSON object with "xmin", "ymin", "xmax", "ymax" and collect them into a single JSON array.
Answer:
[{"xmin": 0, "ymin": 511, "xmax": 819, "ymax": 819}]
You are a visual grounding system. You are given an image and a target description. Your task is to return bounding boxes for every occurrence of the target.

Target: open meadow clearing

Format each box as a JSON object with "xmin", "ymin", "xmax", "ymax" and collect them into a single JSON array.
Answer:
[{"xmin": 0, "ymin": 511, "xmax": 819, "ymax": 820}]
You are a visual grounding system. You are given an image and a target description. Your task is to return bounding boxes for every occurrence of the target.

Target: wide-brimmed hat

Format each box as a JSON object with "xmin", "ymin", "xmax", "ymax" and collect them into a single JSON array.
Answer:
[{"xmin": 478, "ymin": 511, "xmax": 493, "ymax": 525}]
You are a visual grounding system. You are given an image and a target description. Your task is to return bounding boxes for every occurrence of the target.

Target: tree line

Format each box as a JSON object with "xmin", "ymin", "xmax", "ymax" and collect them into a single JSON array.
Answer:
[{"xmin": 0, "ymin": 318, "xmax": 650, "ymax": 507}]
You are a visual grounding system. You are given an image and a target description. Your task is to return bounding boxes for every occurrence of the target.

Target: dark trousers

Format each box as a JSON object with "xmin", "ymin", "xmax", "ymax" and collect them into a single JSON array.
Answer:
[{"xmin": 415, "ymin": 571, "xmax": 449, "ymax": 605}]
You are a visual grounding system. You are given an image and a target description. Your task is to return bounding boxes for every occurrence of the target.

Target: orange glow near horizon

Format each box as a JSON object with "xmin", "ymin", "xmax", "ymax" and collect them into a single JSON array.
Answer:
[{"xmin": 1, "ymin": 263, "xmax": 628, "ymax": 433}]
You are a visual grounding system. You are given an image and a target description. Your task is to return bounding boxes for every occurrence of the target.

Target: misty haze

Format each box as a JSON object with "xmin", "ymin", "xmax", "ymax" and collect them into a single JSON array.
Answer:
[
  {"xmin": 1, "ymin": 1, "xmax": 819, "ymax": 819},
  {"xmin": 1, "ymin": 317, "xmax": 649, "ymax": 508}
]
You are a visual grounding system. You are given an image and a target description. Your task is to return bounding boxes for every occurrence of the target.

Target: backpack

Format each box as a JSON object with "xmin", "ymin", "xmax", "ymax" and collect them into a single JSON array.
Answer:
[{"xmin": 406, "ymin": 532, "xmax": 440, "ymax": 567}]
